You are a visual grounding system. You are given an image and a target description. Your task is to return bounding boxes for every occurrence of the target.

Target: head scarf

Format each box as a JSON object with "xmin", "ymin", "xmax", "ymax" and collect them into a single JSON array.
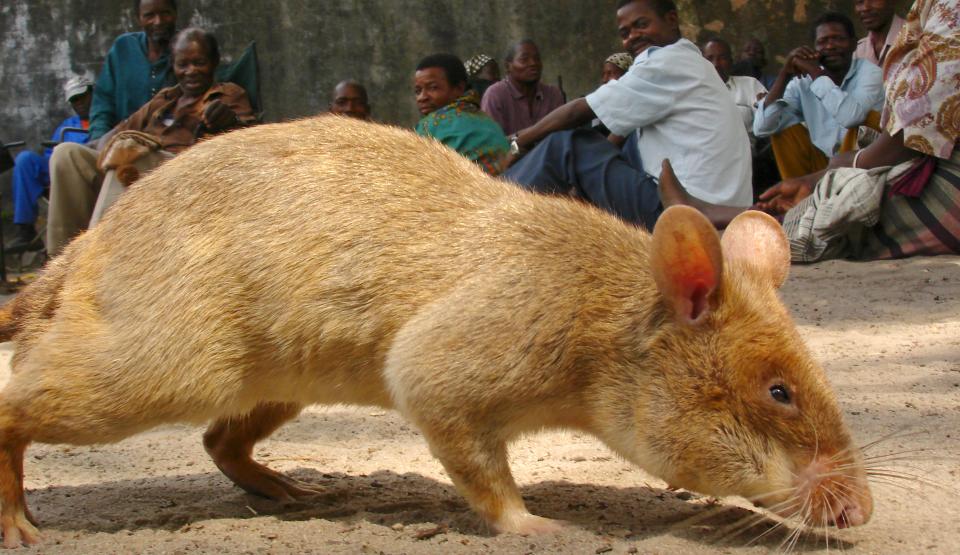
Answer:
[
  {"xmin": 465, "ymin": 54, "xmax": 494, "ymax": 77},
  {"xmin": 604, "ymin": 52, "xmax": 634, "ymax": 72}
]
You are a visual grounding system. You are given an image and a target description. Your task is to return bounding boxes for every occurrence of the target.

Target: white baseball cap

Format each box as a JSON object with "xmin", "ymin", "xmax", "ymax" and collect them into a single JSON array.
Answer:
[{"xmin": 63, "ymin": 75, "xmax": 94, "ymax": 102}]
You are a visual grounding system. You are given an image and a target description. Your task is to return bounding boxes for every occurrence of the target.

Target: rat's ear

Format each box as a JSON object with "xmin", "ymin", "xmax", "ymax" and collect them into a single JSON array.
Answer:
[
  {"xmin": 650, "ymin": 206, "xmax": 723, "ymax": 325},
  {"xmin": 721, "ymin": 210, "xmax": 790, "ymax": 289}
]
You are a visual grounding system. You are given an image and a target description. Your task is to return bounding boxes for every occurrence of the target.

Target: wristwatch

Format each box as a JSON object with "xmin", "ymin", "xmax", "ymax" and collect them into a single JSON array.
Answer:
[{"xmin": 509, "ymin": 133, "xmax": 521, "ymax": 156}]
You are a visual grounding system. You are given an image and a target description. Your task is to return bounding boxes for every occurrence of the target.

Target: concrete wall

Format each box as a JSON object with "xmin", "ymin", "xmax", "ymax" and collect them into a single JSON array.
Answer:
[{"xmin": 0, "ymin": 0, "xmax": 912, "ymax": 216}]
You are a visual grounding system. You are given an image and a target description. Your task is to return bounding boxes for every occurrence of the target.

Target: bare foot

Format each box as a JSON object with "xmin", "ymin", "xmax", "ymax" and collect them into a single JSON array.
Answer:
[
  {"xmin": 657, "ymin": 159, "xmax": 692, "ymax": 207},
  {"xmin": 657, "ymin": 159, "xmax": 748, "ymax": 229}
]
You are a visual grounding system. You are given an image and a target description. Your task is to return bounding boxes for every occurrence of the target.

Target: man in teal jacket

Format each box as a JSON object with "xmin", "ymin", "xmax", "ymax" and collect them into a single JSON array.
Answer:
[{"xmin": 88, "ymin": 0, "xmax": 178, "ymax": 140}]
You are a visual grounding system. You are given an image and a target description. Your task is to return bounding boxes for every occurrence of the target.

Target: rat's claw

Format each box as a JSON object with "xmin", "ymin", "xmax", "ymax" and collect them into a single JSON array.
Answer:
[
  {"xmin": 493, "ymin": 512, "xmax": 566, "ymax": 535},
  {"xmin": 1, "ymin": 512, "xmax": 41, "ymax": 548}
]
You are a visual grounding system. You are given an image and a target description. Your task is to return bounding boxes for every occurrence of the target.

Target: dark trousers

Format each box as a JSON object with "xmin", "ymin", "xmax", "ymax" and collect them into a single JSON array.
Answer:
[{"xmin": 504, "ymin": 129, "xmax": 662, "ymax": 229}]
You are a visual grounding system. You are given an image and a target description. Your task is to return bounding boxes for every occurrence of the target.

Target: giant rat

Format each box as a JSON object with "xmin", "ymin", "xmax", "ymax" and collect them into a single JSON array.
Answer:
[{"xmin": 0, "ymin": 116, "xmax": 871, "ymax": 547}]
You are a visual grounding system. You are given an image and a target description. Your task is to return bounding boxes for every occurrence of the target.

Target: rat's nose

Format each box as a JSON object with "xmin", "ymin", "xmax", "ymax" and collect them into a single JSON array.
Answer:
[{"xmin": 832, "ymin": 503, "xmax": 866, "ymax": 528}]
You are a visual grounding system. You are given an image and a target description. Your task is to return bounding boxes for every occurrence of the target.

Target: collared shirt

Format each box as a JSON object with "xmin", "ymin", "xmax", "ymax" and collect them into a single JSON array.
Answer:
[
  {"xmin": 117, "ymin": 82, "xmax": 256, "ymax": 153},
  {"xmin": 89, "ymin": 32, "xmax": 176, "ymax": 140},
  {"xmin": 882, "ymin": 0, "xmax": 959, "ymax": 159},
  {"xmin": 480, "ymin": 78, "xmax": 565, "ymax": 136},
  {"xmin": 585, "ymin": 38, "xmax": 753, "ymax": 207},
  {"xmin": 416, "ymin": 91, "xmax": 509, "ymax": 175},
  {"xmin": 726, "ymin": 75, "xmax": 768, "ymax": 134},
  {"xmin": 753, "ymin": 58, "xmax": 884, "ymax": 157},
  {"xmin": 854, "ymin": 14, "xmax": 907, "ymax": 66}
]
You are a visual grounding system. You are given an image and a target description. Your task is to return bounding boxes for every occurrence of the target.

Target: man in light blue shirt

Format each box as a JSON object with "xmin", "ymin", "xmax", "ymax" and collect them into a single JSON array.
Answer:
[
  {"xmin": 505, "ymin": 0, "xmax": 752, "ymax": 229},
  {"xmin": 753, "ymin": 11, "xmax": 883, "ymax": 179}
]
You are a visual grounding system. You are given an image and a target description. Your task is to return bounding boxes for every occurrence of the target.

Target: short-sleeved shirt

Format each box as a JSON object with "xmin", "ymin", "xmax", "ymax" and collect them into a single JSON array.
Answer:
[
  {"xmin": 480, "ymin": 79, "xmax": 565, "ymax": 136},
  {"xmin": 89, "ymin": 32, "xmax": 176, "ymax": 140},
  {"xmin": 726, "ymin": 75, "xmax": 768, "ymax": 134},
  {"xmin": 854, "ymin": 15, "xmax": 907, "ymax": 66},
  {"xmin": 586, "ymin": 38, "xmax": 753, "ymax": 207},
  {"xmin": 753, "ymin": 58, "xmax": 884, "ymax": 157},
  {"xmin": 117, "ymin": 82, "xmax": 256, "ymax": 153},
  {"xmin": 416, "ymin": 91, "xmax": 510, "ymax": 175},
  {"xmin": 881, "ymin": 0, "xmax": 959, "ymax": 160}
]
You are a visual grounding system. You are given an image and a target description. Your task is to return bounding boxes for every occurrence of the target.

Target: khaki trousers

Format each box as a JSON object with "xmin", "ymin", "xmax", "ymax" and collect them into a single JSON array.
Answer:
[
  {"xmin": 770, "ymin": 124, "xmax": 829, "ymax": 180},
  {"xmin": 46, "ymin": 142, "xmax": 173, "ymax": 257}
]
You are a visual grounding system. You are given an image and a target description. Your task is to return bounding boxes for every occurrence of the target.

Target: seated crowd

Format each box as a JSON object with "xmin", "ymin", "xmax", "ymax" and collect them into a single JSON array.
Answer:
[{"xmin": 7, "ymin": 0, "xmax": 957, "ymax": 265}]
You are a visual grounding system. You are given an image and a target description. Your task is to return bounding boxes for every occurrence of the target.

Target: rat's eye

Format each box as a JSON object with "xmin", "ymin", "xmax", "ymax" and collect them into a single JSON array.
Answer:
[{"xmin": 770, "ymin": 384, "xmax": 791, "ymax": 404}]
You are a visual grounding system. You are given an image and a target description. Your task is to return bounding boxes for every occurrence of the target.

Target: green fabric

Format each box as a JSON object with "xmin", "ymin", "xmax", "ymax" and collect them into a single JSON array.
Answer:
[
  {"xmin": 89, "ymin": 32, "xmax": 175, "ymax": 140},
  {"xmin": 216, "ymin": 41, "xmax": 262, "ymax": 116},
  {"xmin": 415, "ymin": 91, "xmax": 509, "ymax": 175}
]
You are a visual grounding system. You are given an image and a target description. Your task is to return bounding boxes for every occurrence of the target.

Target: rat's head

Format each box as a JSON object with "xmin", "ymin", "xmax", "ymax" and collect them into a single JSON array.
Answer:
[{"xmin": 623, "ymin": 207, "xmax": 872, "ymax": 528}]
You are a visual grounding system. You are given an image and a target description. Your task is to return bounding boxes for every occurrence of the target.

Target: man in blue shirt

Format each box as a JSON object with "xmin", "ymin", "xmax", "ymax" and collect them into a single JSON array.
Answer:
[
  {"xmin": 88, "ymin": 0, "xmax": 178, "ymax": 140},
  {"xmin": 5, "ymin": 76, "xmax": 93, "ymax": 254},
  {"xmin": 753, "ymin": 12, "xmax": 883, "ymax": 179}
]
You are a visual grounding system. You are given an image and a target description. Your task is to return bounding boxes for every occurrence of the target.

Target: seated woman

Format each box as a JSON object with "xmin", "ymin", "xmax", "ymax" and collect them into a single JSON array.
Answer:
[
  {"xmin": 413, "ymin": 53, "xmax": 509, "ymax": 176},
  {"xmin": 46, "ymin": 27, "xmax": 256, "ymax": 258},
  {"xmin": 661, "ymin": 0, "xmax": 958, "ymax": 262}
]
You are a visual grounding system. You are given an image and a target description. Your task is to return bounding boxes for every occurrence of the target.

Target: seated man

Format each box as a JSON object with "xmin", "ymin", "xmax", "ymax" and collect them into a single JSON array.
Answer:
[
  {"xmin": 601, "ymin": 52, "xmax": 634, "ymax": 84},
  {"xmin": 5, "ymin": 75, "xmax": 94, "ymax": 254},
  {"xmin": 47, "ymin": 27, "xmax": 256, "ymax": 257},
  {"xmin": 505, "ymin": 0, "xmax": 753, "ymax": 230},
  {"xmin": 480, "ymin": 39, "xmax": 565, "ymax": 136},
  {"xmin": 414, "ymin": 53, "xmax": 509, "ymax": 176},
  {"xmin": 591, "ymin": 52, "xmax": 634, "ymax": 137},
  {"xmin": 464, "ymin": 54, "xmax": 500, "ymax": 99},
  {"xmin": 701, "ymin": 37, "xmax": 778, "ymax": 195},
  {"xmin": 753, "ymin": 12, "xmax": 883, "ymax": 179},
  {"xmin": 329, "ymin": 80, "xmax": 371, "ymax": 120},
  {"xmin": 89, "ymin": 0, "xmax": 179, "ymax": 140},
  {"xmin": 701, "ymin": 38, "xmax": 766, "ymax": 139},
  {"xmin": 854, "ymin": 0, "xmax": 905, "ymax": 66},
  {"xmin": 730, "ymin": 38, "xmax": 776, "ymax": 89}
]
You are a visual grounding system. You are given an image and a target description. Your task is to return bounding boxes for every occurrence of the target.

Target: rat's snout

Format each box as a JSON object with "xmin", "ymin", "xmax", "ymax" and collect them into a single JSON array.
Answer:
[{"xmin": 789, "ymin": 454, "xmax": 873, "ymax": 528}]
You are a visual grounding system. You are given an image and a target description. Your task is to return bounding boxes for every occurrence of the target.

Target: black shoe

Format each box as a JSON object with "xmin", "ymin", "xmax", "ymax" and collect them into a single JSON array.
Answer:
[{"xmin": 5, "ymin": 224, "xmax": 42, "ymax": 255}]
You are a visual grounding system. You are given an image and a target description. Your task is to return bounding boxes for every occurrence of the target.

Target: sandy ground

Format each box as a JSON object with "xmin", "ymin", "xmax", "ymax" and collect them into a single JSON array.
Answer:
[{"xmin": 1, "ymin": 256, "xmax": 958, "ymax": 554}]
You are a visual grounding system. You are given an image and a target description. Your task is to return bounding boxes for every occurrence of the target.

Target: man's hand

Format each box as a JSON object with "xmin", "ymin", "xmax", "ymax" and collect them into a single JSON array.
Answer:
[
  {"xmin": 755, "ymin": 177, "xmax": 815, "ymax": 214},
  {"xmin": 202, "ymin": 99, "xmax": 239, "ymax": 132},
  {"xmin": 784, "ymin": 46, "xmax": 821, "ymax": 76},
  {"xmin": 791, "ymin": 56, "xmax": 826, "ymax": 79}
]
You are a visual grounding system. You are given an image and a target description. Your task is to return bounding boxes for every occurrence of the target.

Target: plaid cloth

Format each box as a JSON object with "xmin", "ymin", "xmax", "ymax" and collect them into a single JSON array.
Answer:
[
  {"xmin": 783, "ymin": 148, "xmax": 960, "ymax": 261},
  {"xmin": 862, "ymin": 148, "xmax": 960, "ymax": 259}
]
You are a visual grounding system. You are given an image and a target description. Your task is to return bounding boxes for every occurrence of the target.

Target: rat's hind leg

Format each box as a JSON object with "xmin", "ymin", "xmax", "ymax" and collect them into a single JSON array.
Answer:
[
  {"xmin": 0, "ymin": 407, "xmax": 39, "ymax": 548},
  {"xmin": 204, "ymin": 402, "xmax": 321, "ymax": 501}
]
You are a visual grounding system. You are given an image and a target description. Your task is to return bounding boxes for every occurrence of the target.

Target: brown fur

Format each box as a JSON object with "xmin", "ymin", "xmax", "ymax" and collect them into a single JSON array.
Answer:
[{"xmin": 0, "ymin": 116, "xmax": 871, "ymax": 546}]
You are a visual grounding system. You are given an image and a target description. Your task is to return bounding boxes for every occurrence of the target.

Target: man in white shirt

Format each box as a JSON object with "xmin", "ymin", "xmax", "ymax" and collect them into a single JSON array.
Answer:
[
  {"xmin": 853, "ymin": 0, "xmax": 906, "ymax": 66},
  {"xmin": 701, "ymin": 38, "xmax": 767, "ymax": 141},
  {"xmin": 504, "ymin": 0, "xmax": 752, "ymax": 229}
]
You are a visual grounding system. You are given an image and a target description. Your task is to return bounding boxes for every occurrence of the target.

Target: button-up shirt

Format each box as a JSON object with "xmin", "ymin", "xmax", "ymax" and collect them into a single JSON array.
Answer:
[
  {"xmin": 480, "ymin": 78, "xmax": 564, "ymax": 136},
  {"xmin": 753, "ymin": 58, "xmax": 884, "ymax": 157},
  {"xmin": 89, "ymin": 32, "xmax": 176, "ymax": 140},
  {"xmin": 586, "ymin": 39, "xmax": 753, "ymax": 207},
  {"xmin": 855, "ymin": 15, "xmax": 907, "ymax": 66}
]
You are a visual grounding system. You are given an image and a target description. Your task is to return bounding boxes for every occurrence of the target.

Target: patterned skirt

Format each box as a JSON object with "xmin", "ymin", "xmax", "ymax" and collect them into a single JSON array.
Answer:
[{"xmin": 861, "ymin": 147, "xmax": 960, "ymax": 259}]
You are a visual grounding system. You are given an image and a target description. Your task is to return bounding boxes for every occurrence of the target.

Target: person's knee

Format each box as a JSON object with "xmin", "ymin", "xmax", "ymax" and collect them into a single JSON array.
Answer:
[{"xmin": 13, "ymin": 150, "xmax": 42, "ymax": 170}]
